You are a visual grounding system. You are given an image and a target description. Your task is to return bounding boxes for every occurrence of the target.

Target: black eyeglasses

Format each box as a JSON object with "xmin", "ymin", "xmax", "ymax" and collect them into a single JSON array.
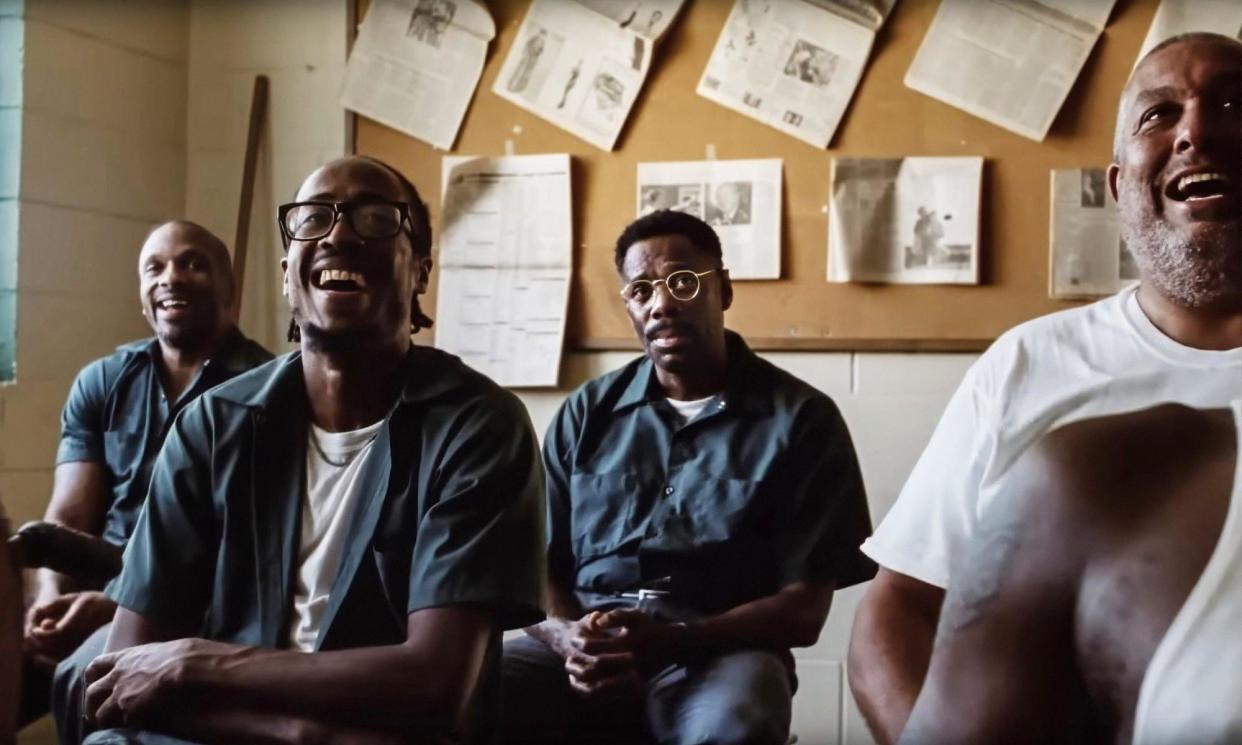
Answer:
[
  {"xmin": 278, "ymin": 201, "xmax": 412, "ymax": 242},
  {"xmin": 620, "ymin": 269, "xmax": 715, "ymax": 305}
]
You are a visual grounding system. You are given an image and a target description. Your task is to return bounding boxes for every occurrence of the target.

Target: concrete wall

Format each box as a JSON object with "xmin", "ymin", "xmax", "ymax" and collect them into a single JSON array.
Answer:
[
  {"xmin": 1, "ymin": 0, "xmax": 189, "ymax": 529},
  {"xmin": 184, "ymin": 0, "xmax": 347, "ymax": 352}
]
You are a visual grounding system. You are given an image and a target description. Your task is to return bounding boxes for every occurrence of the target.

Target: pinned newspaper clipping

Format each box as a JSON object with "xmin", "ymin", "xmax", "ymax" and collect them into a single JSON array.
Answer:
[
  {"xmin": 697, "ymin": 0, "xmax": 896, "ymax": 149},
  {"xmin": 637, "ymin": 159, "xmax": 783, "ymax": 279},
  {"xmin": 435, "ymin": 155, "xmax": 572, "ymax": 387},
  {"xmin": 904, "ymin": 0, "xmax": 1117, "ymax": 142},
  {"xmin": 828, "ymin": 156, "xmax": 982, "ymax": 285},
  {"xmin": 341, "ymin": 0, "xmax": 495, "ymax": 150},
  {"xmin": 492, "ymin": 0, "xmax": 686, "ymax": 151},
  {"xmin": 1048, "ymin": 168, "xmax": 1140, "ymax": 299},
  {"xmin": 1135, "ymin": 0, "xmax": 1242, "ymax": 64}
]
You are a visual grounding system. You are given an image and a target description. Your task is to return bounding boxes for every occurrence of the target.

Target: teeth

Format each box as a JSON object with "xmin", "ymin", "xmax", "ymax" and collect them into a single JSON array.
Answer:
[
  {"xmin": 1179, "ymin": 172, "xmax": 1230, "ymax": 192},
  {"xmin": 159, "ymin": 300, "xmax": 187, "ymax": 309},
  {"xmin": 317, "ymin": 269, "xmax": 367, "ymax": 288}
]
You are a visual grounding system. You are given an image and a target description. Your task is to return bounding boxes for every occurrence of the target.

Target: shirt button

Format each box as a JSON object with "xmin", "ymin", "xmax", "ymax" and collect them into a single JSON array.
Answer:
[{"xmin": 664, "ymin": 486, "xmax": 674, "ymax": 495}]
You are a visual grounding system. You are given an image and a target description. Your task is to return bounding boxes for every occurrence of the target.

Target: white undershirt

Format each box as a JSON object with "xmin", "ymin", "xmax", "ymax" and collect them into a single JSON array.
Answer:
[
  {"xmin": 666, "ymin": 395, "xmax": 714, "ymax": 426},
  {"xmin": 287, "ymin": 419, "xmax": 383, "ymax": 652}
]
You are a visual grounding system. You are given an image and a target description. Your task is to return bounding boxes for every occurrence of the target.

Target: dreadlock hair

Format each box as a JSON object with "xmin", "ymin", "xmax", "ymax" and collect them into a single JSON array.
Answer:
[{"xmin": 286, "ymin": 155, "xmax": 435, "ymax": 342}]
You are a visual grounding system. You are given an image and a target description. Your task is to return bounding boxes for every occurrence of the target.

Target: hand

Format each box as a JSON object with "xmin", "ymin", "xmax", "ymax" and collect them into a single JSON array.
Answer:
[
  {"xmin": 575, "ymin": 608, "xmax": 687, "ymax": 677},
  {"xmin": 84, "ymin": 637, "xmax": 231, "ymax": 728},
  {"xmin": 563, "ymin": 611, "xmax": 641, "ymax": 700},
  {"xmin": 24, "ymin": 591, "xmax": 116, "ymax": 660}
]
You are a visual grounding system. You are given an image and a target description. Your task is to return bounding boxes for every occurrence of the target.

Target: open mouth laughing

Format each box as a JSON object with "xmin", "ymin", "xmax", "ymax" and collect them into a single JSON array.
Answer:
[
  {"xmin": 1164, "ymin": 169, "xmax": 1239, "ymax": 219},
  {"xmin": 312, "ymin": 268, "xmax": 369, "ymax": 292}
]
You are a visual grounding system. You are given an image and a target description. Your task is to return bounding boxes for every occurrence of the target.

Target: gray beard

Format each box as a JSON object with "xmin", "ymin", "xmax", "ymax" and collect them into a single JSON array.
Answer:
[{"xmin": 1118, "ymin": 187, "xmax": 1242, "ymax": 309}]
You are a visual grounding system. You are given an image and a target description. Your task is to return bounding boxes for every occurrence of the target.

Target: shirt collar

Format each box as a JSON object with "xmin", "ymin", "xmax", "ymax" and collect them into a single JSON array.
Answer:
[
  {"xmin": 215, "ymin": 344, "xmax": 470, "ymax": 411},
  {"xmin": 611, "ymin": 330, "xmax": 770, "ymax": 417}
]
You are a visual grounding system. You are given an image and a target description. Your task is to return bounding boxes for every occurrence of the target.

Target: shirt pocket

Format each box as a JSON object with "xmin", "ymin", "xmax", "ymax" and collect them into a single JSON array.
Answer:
[
  {"xmin": 569, "ymin": 471, "xmax": 638, "ymax": 559},
  {"xmin": 103, "ymin": 428, "xmax": 145, "ymax": 483},
  {"xmin": 669, "ymin": 476, "xmax": 765, "ymax": 550}
]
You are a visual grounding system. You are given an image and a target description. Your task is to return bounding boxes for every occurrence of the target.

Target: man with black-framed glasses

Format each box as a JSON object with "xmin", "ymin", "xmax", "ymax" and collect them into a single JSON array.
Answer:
[
  {"xmin": 502, "ymin": 209, "xmax": 876, "ymax": 745},
  {"xmin": 73, "ymin": 156, "xmax": 545, "ymax": 744}
]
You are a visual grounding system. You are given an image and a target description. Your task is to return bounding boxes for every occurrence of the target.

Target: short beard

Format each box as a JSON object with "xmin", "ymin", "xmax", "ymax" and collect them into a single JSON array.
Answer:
[{"xmin": 1118, "ymin": 184, "xmax": 1242, "ymax": 310}]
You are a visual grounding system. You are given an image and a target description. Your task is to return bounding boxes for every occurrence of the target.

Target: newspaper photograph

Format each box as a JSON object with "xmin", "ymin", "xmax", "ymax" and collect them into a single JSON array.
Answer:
[
  {"xmin": 1136, "ymin": 0, "xmax": 1242, "ymax": 63},
  {"xmin": 435, "ymin": 154, "xmax": 572, "ymax": 387},
  {"xmin": 575, "ymin": 0, "xmax": 684, "ymax": 38},
  {"xmin": 637, "ymin": 158, "xmax": 783, "ymax": 279},
  {"xmin": 904, "ymin": 0, "xmax": 1116, "ymax": 142},
  {"xmin": 1049, "ymin": 168, "xmax": 1140, "ymax": 299},
  {"xmin": 697, "ymin": 0, "xmax": 897, "ymax": 149},
  {"xmin": 340, "ymin": 0, "xmax": 494, "ymax": 150},
  {"xmin": 828, "ymin": 156, "xmax": 982, "ymax": 285},
  {"xmin": 492, "ymin": 0, "xmax": 685, "ymax": 151}
]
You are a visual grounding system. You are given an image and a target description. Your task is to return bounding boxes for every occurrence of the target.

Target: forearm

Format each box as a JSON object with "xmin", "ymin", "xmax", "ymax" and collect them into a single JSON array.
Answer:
[
  {"xmin": 179, "ymin": 642, "xmax": 466, "ymax": 731},
  {"xmin": 848, "ymin": 575, "xmax": 944, "ymax": 745},
  {"xmin": 680, "ymin": 581, "xmax": 833, "ymax": 657},
  {"xmin": 847, "ymin": 604, "xmax": 937, "ymax": 745}
]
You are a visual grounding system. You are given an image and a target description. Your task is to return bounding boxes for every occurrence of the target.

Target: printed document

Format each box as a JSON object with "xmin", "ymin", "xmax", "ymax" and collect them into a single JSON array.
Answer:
[
  {"xmin": 697, "ymin": 0, "xmax": 897, "ymax": 148},
  {"xmin": 435, "ymin": 154, "xmax": 572, "ymax": 387},
  {"xmin": 341, "ymin": 0, "xmax": 494, "ymax": 150},
  {"xmin": 637, "ymin": 159, "xmax": 783, "ymax": 279},
  {"xmin": 1048, "ymin": 168, "xmax": 1139, "ymax": 299},
  {"xmin": 492, "ymin": 0, "xmax": 685, "ymax": 151},
  {"xmin": 905, "ymin": 0, "xmax": 1116, "ymax": 141},
  {"xmin": 1136, "ymin": 0, "xmax": 1242, "ymax": 63},
  {"xmin": 828, "ymin": 156, "xmax": 982, "ymax": 285}
]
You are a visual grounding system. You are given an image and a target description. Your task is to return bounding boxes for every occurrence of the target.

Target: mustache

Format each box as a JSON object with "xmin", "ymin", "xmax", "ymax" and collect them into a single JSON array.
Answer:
[{"xmin": 646, "ymin": 321, "xmax": 696, "ymax": 341}]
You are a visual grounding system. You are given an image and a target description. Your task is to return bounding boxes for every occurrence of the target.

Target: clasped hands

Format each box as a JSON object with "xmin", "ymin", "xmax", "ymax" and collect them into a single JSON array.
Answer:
[{"xmin": 559, "ymin": 609, "xmax": 686, "ymax": 699}]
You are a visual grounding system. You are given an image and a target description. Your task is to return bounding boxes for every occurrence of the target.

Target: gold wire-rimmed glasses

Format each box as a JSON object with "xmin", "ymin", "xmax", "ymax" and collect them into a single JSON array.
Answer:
[{"xmin": 619, "ymin": 269, "xmax": 715, "ymax": 306}]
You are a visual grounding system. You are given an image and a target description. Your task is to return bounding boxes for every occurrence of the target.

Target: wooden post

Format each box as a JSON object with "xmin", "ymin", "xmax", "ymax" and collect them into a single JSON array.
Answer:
[{"xmin": 233, "ymin": 75, "xmax": 269, "ymax": 314}]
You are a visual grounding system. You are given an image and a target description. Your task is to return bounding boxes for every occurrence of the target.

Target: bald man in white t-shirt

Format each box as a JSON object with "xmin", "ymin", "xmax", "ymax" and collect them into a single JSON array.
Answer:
[{"xmin": 847, "ymin": 32, "xmax": 1242, "ymax": 744}]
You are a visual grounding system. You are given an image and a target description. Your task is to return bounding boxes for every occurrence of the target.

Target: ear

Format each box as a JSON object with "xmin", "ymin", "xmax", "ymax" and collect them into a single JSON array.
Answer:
[
  {"xmin": 719, "ymin": 268, "xmax": 733, "ymax": 312},
  {"xmin": 1107, "ymin": 163, "xmax": 1121, "ymax": 202},
  {"xmin": 413, "ymin": 256, "xmax": 432, "ymax": 294},
  {"xmin": 280, "ymin": 257, "xmax": 290, "ymax": 297}
]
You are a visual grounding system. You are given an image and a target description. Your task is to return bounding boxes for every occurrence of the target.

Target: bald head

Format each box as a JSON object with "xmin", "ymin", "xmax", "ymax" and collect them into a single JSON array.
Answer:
[
  {"xmin": 139, "ymin": 220, "xmax": 237, "ymax": 350},
  {"xmin": 1113, "ymin": 33, "xmax": 1242, "ymax": 162}
]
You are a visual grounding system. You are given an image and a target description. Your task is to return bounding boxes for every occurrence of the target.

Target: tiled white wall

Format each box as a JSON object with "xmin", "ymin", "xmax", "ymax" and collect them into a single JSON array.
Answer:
[
  {"xmin": 513, "ymin": 349, "xmax": 978, "ymax": 745},
  {"xmin": 184, "ymin": 0, "xmax": 346, "ymax": 352},
  {"xmin": 2, "ymin": 0, "xmax": 189, "ymax": 534}
]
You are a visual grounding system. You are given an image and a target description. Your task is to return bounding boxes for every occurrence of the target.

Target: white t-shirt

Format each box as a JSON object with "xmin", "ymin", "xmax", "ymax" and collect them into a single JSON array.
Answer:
[
  {"xmin": 1132, "ymin": 400, "xmax": 1242, "ymax": 745},
  {"xmin": 666, "ymin": 395, "xmax": 715, "ymax": 426},
  {"xmin": 862, "ymin": 286, "xmax": 1242, "ymax": 589},
  {"xmin": 287, "ymin": 419, "xmax": 384, "ymax": 652}
]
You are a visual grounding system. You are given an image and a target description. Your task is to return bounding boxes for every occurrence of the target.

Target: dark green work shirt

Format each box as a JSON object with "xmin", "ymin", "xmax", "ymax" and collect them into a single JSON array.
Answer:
[
  {"xmin": 546, "ymin": 332, "xmax": 876, "ymax": 616},
  {"xmin": 109, "ymin": 346, "xmax": 546, "ymax": 743},
  {"xmin": 55, "ymin": 329, "xmax": 272, "ymax": 546}
]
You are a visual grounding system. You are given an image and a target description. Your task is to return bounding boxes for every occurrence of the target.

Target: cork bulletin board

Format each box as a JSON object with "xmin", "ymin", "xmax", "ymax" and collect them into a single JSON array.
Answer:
[{"xmin": 353, "ymin": 0, "xmax": 1163, "ymax": 351}]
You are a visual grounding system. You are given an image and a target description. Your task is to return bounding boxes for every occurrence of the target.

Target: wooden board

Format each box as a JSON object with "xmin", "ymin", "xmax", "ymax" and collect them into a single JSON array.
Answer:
[{"xmin": 355, "ymin": 0, "xmax": 1161, "ymax": 351}]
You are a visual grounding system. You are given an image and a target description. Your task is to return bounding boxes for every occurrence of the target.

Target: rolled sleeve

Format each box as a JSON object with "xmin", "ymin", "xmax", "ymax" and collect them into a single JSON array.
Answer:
[
  {"xmin": 108, "ymin": 400, "xmax": 217, "ymax": 629},
  {"xmin": 406, "ymin": 392, "xmax": 546, "ymax": 630},
  {"xmin": 56, "ymin": 361, "xmax": 109, "ymax": 465},
  {"xmin": 776, "ymin": 398, "xmax": 876, "ymax": 590}
]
